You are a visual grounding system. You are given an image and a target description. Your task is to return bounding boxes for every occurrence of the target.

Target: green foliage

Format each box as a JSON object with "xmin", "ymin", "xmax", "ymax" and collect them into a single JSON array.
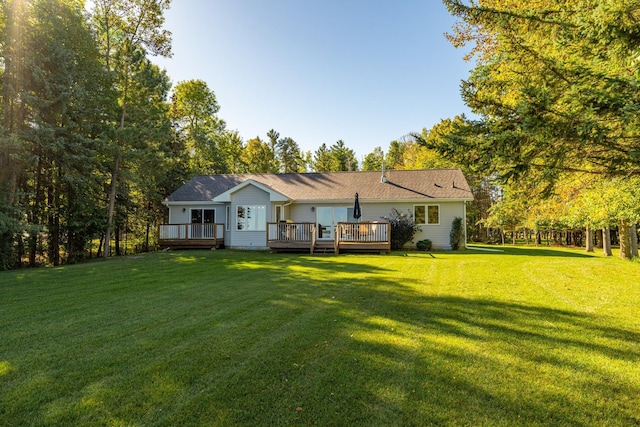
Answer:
[
  {"xmin": 330, "ymin": 139, "xmax": 358, "ymax": 171},
  {"xmin": 416, "ymin": 239, "xmax": 432, "ymax": 251},
  {"xmin": 362, "ymin": 146, "xmax": 384, "ymax": 171},
  {"xmin": 311, "ymin": 140, "xmax": 359, "ymax": 172},
  {"xmin": 312, "ymin": 143, "xmax": 334, "ymax": 172},
  {"xmin": 276, "ymin": 135, "xmax": 305, "ymax": 173},
  {"xmin": 241, "ymin": 137, "xmax": 278, "ymax": 173},
  {"xmin": 450, "ymin": 217, "xmax": 464, "ymax": 250},
  {"xmin": 437, "ymin": 1, "xmax": 640, "ymax": 185},
  {"xmin": 169, "ymin": 79, "xmax": 227, "ymax": 175},
  {"xmin": 0, "ymin": 209, "xmax": 20, "ymax": 270},
  {"xmin": 381, "ymin": 208, "xmax": 421, "ymax": 250}
]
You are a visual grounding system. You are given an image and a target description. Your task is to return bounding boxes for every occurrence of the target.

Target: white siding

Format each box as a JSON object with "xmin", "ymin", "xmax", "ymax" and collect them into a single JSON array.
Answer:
[
  {"xmin": 289, "ymin": 203, "xmax": 316, "ymax": 223},
  {"xmin": 288, "ymin": 200, "xmax": 465, "ymax": 250},
  {"xmin": 410, "ymin": 202, "xmax": 465, "ymax": 250},
  {"xmin": 168, "ymin": 204, "xmax": 225, "ymax": 225},
  {"xmin": 229, "ymin": 185, "xmax": 271, "ymax": 249},
  {"xmin": 167, "ymin": 197, "xmax": 466, "ymax": 251}
]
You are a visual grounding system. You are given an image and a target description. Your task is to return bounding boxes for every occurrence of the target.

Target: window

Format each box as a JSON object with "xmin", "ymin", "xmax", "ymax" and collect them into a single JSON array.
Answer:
[
  {"xmin": 237, "ymin": 205, "xmax": 266, "ymax": 231},
  {"xmin": 427, "ymin": 205, "xmax": 440, "ymax": 225},
  {"xmin": 414, "ymin": 205, "xmax": 439, "ymax": 225},
  {"xmin": 225, "ymin": 206, "xmax": 231, "ymax": 231},
  {"xmin": 414, "ymin": 206, "xmax": 426, "ymax": 225},
  {"xmin": 346, "ymin": 207, "xmax": 358, "ymax": 223}
]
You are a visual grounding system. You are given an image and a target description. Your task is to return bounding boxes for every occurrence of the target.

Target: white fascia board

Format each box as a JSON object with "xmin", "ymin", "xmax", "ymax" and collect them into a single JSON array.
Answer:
[
  {"xmin": 290, "ymin": 197, "xmax": 474, "ymax": 204},
  {"xmin": 162, "ymin": 200, "xmax": 226, "ymax": 206},
  {"xmin": 212, "ymin": 179, "xmax": 289, "ymax": 203}
]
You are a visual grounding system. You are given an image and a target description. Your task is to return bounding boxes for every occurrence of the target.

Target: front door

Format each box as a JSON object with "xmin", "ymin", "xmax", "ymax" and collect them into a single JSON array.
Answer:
[
  {"xmin": 316, "ymin": 207, "xmax": 347, "ymax": 240},
  {"xmin": 190, "ymin": 209, "xmax": 215, "ymax": 238}
]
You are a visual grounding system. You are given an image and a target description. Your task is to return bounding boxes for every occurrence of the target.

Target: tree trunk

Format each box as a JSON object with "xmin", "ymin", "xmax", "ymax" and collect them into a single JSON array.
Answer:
[
  {"xmin": 585, "ymin": 225, "xmax": 594, "ymax": 252},
  {"xmin": 619, "ymin": 221, "xmax": 633, "ymax": 259},
  {"xmin": 104, "ymin": 152, "xmax": 120, "ymax": 258},
  {"xmin": 29, "ymin": 156, "xmax": 45, "ymax": 267},
  {"xmin": 47, "ymin": 178, "xmax": 60, "ymax": 267},
  {"xmin": 603, "ymin": 226, "xmax": 612, "ymax": 257},
  {"xmin": 631, "ymin": 224, "xmax": 639, "ymax": 258},
  {"xmin": 115, "ymin": 224, "xmax": 121, "ymax": 256}
]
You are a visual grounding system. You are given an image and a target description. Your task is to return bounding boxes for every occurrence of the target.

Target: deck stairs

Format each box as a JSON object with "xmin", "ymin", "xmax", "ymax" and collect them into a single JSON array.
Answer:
[{"xmin": 313, "ymin": 241, "xmax": 336, "ymax": 254}]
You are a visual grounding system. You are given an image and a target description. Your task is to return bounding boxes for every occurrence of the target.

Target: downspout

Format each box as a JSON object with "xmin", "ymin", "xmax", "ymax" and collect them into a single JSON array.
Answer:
[
  {"xmin": 464, "ymin": 201, "xmax": 468, "ymax": 249},
  {"xmin": 283, "ymin": 200, "xmax": 293, "ymax": 207},
  {"xmin": 282, "ymin": 199, "xmax": 293, "ymax": 219}
]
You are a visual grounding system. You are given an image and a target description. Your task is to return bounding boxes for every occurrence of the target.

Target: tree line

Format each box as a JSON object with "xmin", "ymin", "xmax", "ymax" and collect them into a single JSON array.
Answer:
[
  {"xmin": 0, "ymin": 0, "xmax": 424, "ymax": 269},
  {"xmin": 3, "ymin": 0, "xmax": 637, "ymax": 269},
  {"xmin": 418, "ymin": 0, "xmax": 640, "ymax": 260}
]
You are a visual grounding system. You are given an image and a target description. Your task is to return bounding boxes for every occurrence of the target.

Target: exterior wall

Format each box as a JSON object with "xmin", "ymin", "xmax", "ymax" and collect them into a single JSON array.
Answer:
[
  {"xmin": 168, "ymin": 204, "xmax": 226, "ymax": 225},
  {"xmin": 229, "ymin": 185, "xmax": 271, "ymax": 249},
  {"xmin": 288, "ymin": 200, "xmax": 466, "ymax": 250},
  {"xmin": 408, "ymin": 202, "xmax": 465, "ymax": 250},
  {"xmin": 354, "ymin": 202, "xmax": 465, "ymax": 249},
  {"xmin": 167, "ymin": 198, "xmax": 466, "ymax": 251},
  {"xmin": 288, "ymin": 203, "xmax": 316, "ymax": 223}
]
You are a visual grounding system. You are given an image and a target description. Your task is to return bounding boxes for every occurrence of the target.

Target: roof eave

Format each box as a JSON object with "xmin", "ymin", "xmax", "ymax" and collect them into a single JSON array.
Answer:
[{"xmin": 286, "ymin": 197, "xmax": 474, "ymax": 204}]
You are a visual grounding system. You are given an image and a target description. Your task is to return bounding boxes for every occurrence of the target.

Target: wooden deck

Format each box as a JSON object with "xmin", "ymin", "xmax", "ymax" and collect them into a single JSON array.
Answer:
[
  {"xmin": 158, "ymin": 223, "xmax": 225, "ymax": 249},
  {"xmin": 267, "ymin": 222, "xmax": 390, "ymax": 254},
  {"xmin": 334, "ymin": 222, "xmax": 391, "ymax": 254}
]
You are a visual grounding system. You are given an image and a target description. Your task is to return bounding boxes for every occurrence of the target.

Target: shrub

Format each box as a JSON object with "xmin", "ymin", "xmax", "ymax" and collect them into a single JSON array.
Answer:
[
  {"xmin": 416, "ymin": 239, "xmax": 432, "ymax": 251},
  {"xmin": 450, "ymin": 217, "xmax": 465, "ymax": 250},
  {"xmin": 381, "ymin": 208, "xmax": 421, "ymax": 250}
]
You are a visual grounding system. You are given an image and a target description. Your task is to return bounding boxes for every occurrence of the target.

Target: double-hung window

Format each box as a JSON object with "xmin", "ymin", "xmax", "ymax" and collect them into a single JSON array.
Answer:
[{"xmin": 414, "ymin": 205, "xmax": 439, "ymax": 225}]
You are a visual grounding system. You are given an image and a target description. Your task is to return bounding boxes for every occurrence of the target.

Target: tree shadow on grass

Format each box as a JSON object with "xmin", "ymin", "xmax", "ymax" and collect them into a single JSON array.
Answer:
[
  {"xmin": 159, "ymin": 250, "xmax": 638, "ymax": 425},
  {"xmin": 4, "ymin": 249, "xmax": 636, "ymax": 426},
  {"xmin": 259, "ymin": 267, "xmax": 639, "ymax": 425},
  {"xmin": 466, "ymin": 245, "xmax": 598, "ymax": 258}
]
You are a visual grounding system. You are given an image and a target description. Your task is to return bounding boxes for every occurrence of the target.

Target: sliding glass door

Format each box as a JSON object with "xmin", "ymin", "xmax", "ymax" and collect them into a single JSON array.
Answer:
[{"xmin": 316, "ymin": 207, "xmax": 347, "ymax": 240}]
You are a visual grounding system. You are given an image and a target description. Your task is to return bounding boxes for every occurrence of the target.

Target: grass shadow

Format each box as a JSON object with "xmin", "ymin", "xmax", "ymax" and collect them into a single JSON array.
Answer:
[{"xmin": 1, "ymin": 249, "xmax": 638, "ymax": 425}]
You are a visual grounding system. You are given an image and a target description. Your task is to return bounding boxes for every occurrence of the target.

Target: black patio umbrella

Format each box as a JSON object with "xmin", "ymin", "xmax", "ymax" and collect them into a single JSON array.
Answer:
[{"xmin": 353, "ymin": 192, "xmax": 362, "ymax": 221}]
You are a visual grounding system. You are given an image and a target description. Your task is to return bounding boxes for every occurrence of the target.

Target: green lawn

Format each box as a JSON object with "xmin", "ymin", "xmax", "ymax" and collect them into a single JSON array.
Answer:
[{"xmin": 1, "ymin": 247, "xmax": 639, "ymax": 426}]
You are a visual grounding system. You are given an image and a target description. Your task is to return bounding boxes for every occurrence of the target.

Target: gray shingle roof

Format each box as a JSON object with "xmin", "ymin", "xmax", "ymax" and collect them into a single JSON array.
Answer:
[{"xmin": 164, "ymin": 169, "xmax": 473, "ymax": 202}]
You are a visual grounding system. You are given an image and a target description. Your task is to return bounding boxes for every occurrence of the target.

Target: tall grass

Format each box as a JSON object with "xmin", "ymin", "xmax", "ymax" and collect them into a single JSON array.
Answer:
[{"xmin": 1, "ymin": 247, "xmax": 638, "ymax": 425}]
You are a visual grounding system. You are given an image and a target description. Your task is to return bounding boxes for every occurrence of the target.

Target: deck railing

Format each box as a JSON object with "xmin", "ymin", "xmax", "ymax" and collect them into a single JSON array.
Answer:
[
  {"xmin": 267, "ymin": 222, "xmax": 315, "ymax": 243},
  {"xmin": 159, "ymin": 223, "xmax": 224, "ymax": 241},
  {"xmin": 336, "ymin": 222, "xmax": 390, "ymax": 243}
]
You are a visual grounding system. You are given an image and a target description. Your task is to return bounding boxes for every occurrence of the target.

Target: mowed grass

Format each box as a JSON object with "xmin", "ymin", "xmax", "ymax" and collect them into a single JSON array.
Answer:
[{"xmin": 1, "ymin": 247, "xmax": 639, "ymax": 426}]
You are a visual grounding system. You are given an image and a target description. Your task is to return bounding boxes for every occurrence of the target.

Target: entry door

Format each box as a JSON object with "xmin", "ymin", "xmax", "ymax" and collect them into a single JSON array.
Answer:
[
  {"xmin": 190, "ymin": 209, "xmax": 215, "ymax": 238},
  {"xmin": 316, "ymin": 207, "xmax": 347, "ymax": 240}
]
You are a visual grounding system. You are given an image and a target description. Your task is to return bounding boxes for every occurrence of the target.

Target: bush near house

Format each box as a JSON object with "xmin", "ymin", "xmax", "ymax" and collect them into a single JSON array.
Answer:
[
  {"xmin": 416, "ymin": 239, "xmax": 433, "ymax": 251},
  {"xmin": 450, "ymin": 217, "xmax": 465, "ymax": 250},
  {"xmin": 381, "ymin": 208, "xmax": 421, "ymax": 250}
]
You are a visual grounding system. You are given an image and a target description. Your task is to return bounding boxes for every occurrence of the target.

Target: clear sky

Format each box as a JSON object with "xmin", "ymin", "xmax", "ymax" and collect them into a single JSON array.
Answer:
[{"xmin": 152, "ymin": 0, "xmax": 473, "ymax": 160}]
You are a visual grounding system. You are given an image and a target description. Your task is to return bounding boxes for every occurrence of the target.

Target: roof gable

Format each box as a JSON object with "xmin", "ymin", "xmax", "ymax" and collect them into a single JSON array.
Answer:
[{"xmin": 213, "ymin": 179, "xmax": 289, "ymax": 202}]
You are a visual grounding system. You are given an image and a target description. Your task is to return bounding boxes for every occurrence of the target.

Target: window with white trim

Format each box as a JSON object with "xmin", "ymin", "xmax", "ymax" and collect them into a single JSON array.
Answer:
[
  {"xmin": 414, "ymin": 205, "xmax": 439, "ymax": 225},
  {"xmin": 225, "ymin": 206, "xmax": 231, "ymax": 231},
  {"xmin": 236, "ymin": 205, "xmax": 266, "ymax": 231}
]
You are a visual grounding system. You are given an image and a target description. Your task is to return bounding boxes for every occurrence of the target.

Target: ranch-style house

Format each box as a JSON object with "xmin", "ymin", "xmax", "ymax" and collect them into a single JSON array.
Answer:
[{"xmin": 160, "ymin": 169, "xmax": 474, "ymax": 253}]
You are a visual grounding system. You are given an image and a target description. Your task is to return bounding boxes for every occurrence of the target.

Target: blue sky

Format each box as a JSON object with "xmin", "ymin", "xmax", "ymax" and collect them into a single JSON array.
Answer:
[{"xmin": 153, "ymin": 0, "xmax": 473, "ymax": 160}]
